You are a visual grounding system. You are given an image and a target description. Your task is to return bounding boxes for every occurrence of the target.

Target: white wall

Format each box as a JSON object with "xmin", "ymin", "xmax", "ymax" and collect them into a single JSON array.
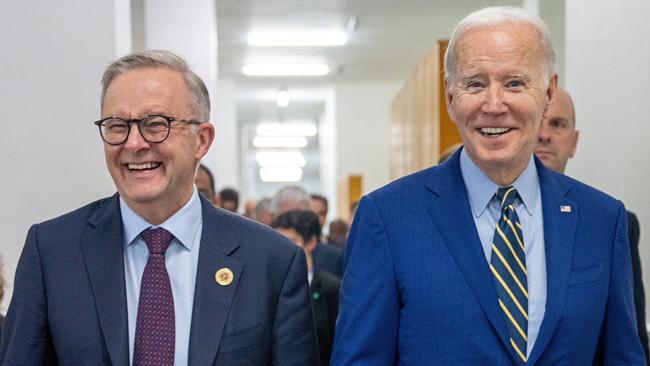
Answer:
[
  {"xmin": 0, "ymin": 0, "xmax": 126, "ymax": 312},
  {"xmin": 334, "ymin": 81, "xmax": 401, "ymax": 194},
  {"xmin": 565, "ymin": 0, "xmax": 650, "ymax": 319}
]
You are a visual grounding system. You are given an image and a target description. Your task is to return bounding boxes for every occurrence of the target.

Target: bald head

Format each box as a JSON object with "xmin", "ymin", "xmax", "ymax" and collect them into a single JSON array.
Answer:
[{"xmin": 534, "ymin": 88, "xmax": 579, "ymax": 173}]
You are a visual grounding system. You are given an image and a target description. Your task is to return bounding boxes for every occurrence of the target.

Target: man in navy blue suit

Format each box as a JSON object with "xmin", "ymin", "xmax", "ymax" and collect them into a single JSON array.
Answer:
[
  {"xmin": 0, "ymin": 50, "xmax": 317, "ymax": 365},
  {"xmin": 535, "ymin": 87, "xmax": 649, "ymax": 364},
  {"xmin": 332, "ymin": 6, "xmax": 646, "ymax": 365}
]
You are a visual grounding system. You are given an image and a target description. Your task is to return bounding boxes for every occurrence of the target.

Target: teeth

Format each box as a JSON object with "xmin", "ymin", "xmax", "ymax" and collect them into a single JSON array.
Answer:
[
  {"xmin": 481, "ymin": 127, "xmax": 510, "ymax": 135},
  {"xmin": 128, "ymin": 162, "xmax": 160, "ymax": 170}
]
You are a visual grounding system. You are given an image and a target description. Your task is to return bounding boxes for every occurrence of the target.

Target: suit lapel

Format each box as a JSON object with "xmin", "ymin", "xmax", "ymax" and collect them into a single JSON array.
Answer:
[
  {"xmin": 80, "ymin": 194, "xmax": 130, "ymax": 366},
  {"xmin": 425, "ymin": 151, "xmax": 513, "ymax": 358},
  {"xmin": 188, "ymin": 198, "xmax": 243, "ymax": 365},
  {"xmin": 527, "ymin": 161, "xmax": 577, "ymax": 365}
]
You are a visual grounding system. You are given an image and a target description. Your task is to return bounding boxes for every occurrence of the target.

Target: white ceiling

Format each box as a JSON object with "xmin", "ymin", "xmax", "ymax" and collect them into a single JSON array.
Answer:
[{"xmin": 217, "ymin": 0, "xmax": 521, "ymax": 84}]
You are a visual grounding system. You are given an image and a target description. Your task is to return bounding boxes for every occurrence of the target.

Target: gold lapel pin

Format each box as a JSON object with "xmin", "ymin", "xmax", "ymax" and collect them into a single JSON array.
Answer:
[{"xmin": 215, "ymin": 268, "xmax": 234, "ymax": 286}]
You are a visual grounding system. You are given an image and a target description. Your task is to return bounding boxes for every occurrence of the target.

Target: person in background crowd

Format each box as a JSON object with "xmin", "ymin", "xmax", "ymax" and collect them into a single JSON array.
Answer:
[
  {"xmin": 332, "ymin": 7, "xmax": 645, "ymax": 365},
  {"xmin": 273, "ymin": 186, "xmax": 344, "ymax": 278},
  {"xmin": 327, "ymin": 219, "xmax": 350, "ymax": 250},
  {"xmin": 195, "ymin": 163, "xmax": 218, "ymax": 206},
  {"xmin": 534, "ymin": 87, "xmax": 649, "ymax": 363},
  {"xmin": 218, "ymin": 187, "xmax": 239, "ymax": 213},
  {"xmin": 0, "ymin": 49, "xmax": 318, "ymax": 365},
  {"xmin": 243, "ymin": 199, "xmax": 257, "ymax": 219},
  {"xmin": 310, "ymin": 194, "xmax": 328, "ymax": 230},
  {"xmin": 272, "ymin": 210, "xmax": 341, "ymax": 366},
  {"xmin": 253, "ymin": 197, "xmax": 274, "ymax": 226}
]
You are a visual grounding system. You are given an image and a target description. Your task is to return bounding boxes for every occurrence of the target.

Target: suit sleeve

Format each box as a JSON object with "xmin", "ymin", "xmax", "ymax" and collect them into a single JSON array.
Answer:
[
  {"xmin": 627, "ymin": 212, "xmax": 650, "ymax": 362},
  {"xmin": 331, "ymin": 195, "xmax": 399, "ymax": 365},
  {"xmin": 0, "ymin": 225, "xmax": 56, "ymax": 365},
  {"xmin": 272, "ymin": 247, "xmax": 319, "ymax": 366},
  {"xmin": 601, "ymin": 204, "xmax": 647, "ymax": 365}
]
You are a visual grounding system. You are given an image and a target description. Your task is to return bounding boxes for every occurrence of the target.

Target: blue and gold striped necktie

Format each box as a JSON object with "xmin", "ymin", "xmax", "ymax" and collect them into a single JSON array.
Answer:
[{"xmin": 490, "ymin": 186, "xmax": 528, "ymax": 363}]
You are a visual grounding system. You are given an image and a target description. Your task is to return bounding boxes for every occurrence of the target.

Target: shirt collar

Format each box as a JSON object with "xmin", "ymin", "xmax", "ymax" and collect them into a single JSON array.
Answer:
[
  {"xmin": 120, "ymin": 187, "xmax": 202, "ymax": 251},
  {"xmin": 460, "ymin": 148, "xmax": 539, "ymax": 218}
]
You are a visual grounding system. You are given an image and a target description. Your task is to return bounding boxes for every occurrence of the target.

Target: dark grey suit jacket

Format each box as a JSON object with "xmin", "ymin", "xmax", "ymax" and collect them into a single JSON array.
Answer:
[{"xmin": 0, "ymin": 194, "xmax": 318, "ymax": 365}]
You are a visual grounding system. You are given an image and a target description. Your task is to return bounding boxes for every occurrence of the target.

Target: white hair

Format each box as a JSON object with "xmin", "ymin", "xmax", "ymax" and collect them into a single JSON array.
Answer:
[{"xmin": 444, "ymin": 6, "xmax": 556, "ymax": 85}]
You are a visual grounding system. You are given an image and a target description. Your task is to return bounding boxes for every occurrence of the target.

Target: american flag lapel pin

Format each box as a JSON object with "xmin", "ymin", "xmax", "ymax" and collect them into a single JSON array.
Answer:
[{"xmin": 560, "ymin": 205, "xmax": 572, "ymax": 213}]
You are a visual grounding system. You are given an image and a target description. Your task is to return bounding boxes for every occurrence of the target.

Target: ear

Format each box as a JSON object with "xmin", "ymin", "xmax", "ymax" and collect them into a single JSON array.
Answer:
[
  {"xmin": 195, "ymin": 122, "xmax": 215, "ymax": 159},
  {"xmin": 542, "ymin": 74, "xmax": 559, "ymax": 120},
  {"xmin": 444, "ymin": 78, "xmax": 454, "ymax": 109}
]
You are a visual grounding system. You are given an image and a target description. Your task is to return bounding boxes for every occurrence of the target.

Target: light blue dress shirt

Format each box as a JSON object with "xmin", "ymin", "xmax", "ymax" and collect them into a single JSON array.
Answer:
[
  {"xmin": 459, "ymin": 149, "xmax": 547, "ymax": 357},
  {"xmin": 121, "ymin": 187, "xmax": 203, "ymax": 366}
]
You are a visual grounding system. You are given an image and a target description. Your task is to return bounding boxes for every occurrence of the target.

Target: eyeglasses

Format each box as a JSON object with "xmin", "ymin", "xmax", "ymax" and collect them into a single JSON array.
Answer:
[{"xmin": 93, "ymin": 114, "xmax": 204, "ymax": 145}]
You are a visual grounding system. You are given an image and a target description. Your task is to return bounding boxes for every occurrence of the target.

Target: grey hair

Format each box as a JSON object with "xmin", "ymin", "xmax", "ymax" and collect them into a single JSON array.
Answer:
[
  {"xmin": 271, "ymin": 186, "xmax": 311, "ymax": 215},
  {"xmin": 100, "ymin": 49, "xmax": 210, "ymax": 121},
  {"xmin": 444, "ymin": 6, "xmax": 556, "ymax": 85}
]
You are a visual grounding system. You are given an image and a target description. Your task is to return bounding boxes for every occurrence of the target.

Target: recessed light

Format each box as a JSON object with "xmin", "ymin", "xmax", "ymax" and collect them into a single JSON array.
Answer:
[
  {"xmin": 256, "ymin": 121, "xmax": 317, "ymax": 137},
  {"xmin": 259, "ymin": 167, "xmax": 303, "ymax": 182},
  {"xmin": 253, "ymin": 136, "xmax": 308, "ymax": 149}
]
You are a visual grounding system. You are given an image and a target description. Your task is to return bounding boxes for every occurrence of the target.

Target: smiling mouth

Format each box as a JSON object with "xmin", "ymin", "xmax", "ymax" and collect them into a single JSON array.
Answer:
[
  {"xmin": 479, "ymin": 127, "xmax": 511, "ymax": 137},
  {"xmin": 127, "ymin": 162, "xmax": 161, "ymax": 171}
]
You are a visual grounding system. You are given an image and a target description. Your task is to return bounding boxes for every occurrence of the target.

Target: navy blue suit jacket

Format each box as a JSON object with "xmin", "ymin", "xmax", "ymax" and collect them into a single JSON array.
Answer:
[
  {"xmin": 0, "ymin": 195, "xmax": 318, "ymax": 365},
  {"xmin": 332, "ymin": 149, "xmax": 645, "ymax": 365}
]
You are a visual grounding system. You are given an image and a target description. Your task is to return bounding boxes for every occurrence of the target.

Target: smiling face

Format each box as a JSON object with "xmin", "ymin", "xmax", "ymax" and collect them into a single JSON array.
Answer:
[
  {"xmin": 446, "ymin": 22, "xmax": 556, "ymax": 185},
  {"xmin": 534, "ymin": 88, "xmax": 579, "ymax": 173},
  {"xmin": 101, "ymin": 67, "xmax": 214, "ymax": 224}
]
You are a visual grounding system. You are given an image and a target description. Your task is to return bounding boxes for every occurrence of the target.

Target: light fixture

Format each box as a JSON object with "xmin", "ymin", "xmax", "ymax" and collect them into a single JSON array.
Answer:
[
  {"xmin": 260, "ymin": 167, "xmax": 303, "ymax": 182},
  {"xmin": 253, "ymin": 136, "xmax": 308, "ymax": 148},
  {"xmin": 255, "ymin": 151, "xmax": 306, "ymax": 168},
  {"xmin": 256, "ymin": 121, "xmax": 317, "ymax": 137},
  {"xmin": 276, "ymin": 90, "xmax": 291, "ymax": 108},
  {"xmin": 247, "ymin": 30, "xmax": 348, "ymax": 47},
  {"xmin": 242, "ymin": 63, "xmax": 330, "ymax": 77}
]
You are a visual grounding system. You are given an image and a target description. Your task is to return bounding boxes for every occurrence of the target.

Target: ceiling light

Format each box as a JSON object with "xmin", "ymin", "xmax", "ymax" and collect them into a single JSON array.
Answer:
[
  {"xmin": 247, "ymin": 30, "xmax": 347, "ymax": 47},
  {"xmin": 260, "ymin": 167, "xmax": 303, "ymax": 182},
  {"xmin": 242, "ymin": 63, "xmax": 330, "ymax": 77},
  {"xmin": 255, "ymin": 151, "xmax": 306, "ymax": 168},
  {"xmin": 253, "ymin": 136, "xmax": 308, "ymax": 148},
  {"xmin": 256, "ymin": 121, "xmax": 317, "ymax": 137},
  {"xmin": 276, "ymin": 90, "xmax": 291, "ymax": 108}
]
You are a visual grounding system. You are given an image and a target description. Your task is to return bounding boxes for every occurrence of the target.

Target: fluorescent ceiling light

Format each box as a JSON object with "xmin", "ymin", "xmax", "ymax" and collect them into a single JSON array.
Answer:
[
  {"xmin": 247, "ymin": 30, "xmax": 348, "ymax": 47},
  {"xmin": 255, "ymin": 151, "xmax": 306, "ymax": 168},
  {"xmin": 276, "ymin": 90, "xmax": 291, "ymax": 108},
  {"xmin": 253, "ymin": 136, "xmax": 308, "ymax": 148},
  {"xmin": 256, "ymin": 121, "xmax": 317, "ymax": 137},
  {"xmin": 242, "ymin": 63, "xmax": 330, "ymax": 77},
  {"xmin": 260, "ymin": 167, "xmax": 303, "ymax": 182}
]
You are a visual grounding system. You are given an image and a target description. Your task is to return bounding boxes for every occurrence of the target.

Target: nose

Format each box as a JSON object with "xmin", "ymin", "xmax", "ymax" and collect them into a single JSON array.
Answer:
[
  {"xmin": 481, "ymin": 85, "xmax": 507, "ymax": 115},
  {"xmin": 123, "ymin": 123, "xmax": 150, "ymax": 153}
]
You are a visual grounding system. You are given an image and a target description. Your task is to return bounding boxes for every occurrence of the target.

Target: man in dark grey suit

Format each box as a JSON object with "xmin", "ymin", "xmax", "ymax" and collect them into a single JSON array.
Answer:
[{"xmin": 0, "ymin": 50, "xmax": 317, "ymax": 365}]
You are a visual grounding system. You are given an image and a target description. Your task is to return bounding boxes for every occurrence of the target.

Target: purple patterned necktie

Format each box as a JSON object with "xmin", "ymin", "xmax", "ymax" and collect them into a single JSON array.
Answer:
[{"xmin": 133, "ymin": 227, "xmax": 175, "ymax": 366}]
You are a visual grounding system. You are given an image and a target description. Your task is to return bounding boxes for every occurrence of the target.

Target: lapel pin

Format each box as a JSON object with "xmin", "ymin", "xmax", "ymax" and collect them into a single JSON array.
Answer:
[
  {"xmin": 215, "ymin": 268, "xmax": 234, "ymax": 286},
  {"xmin": 560, "ymin": 205, "xmax": 572, "ymax": 213}
]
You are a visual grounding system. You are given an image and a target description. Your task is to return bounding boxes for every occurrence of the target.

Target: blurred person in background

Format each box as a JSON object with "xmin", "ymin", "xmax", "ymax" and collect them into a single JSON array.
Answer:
[{"xmin": 272, "ymin": 210, "xmax": 340, "ymax": 366}]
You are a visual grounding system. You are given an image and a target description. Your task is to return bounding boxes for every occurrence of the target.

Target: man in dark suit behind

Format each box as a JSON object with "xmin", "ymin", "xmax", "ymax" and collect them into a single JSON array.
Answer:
[
  {"xmin": 332, "ymin": 6, "xmax": 645, "ymax": 365},
  {"xmin": 0, "ymin": 50, "xmax": 317, "ymax": 365},
  {"xmin": 535, "ymin": 87, "xmax": 649, "ymax": 363},
  {"xmin": 272, "ymin": 210, "xmax": 341, "ymax": 366}
]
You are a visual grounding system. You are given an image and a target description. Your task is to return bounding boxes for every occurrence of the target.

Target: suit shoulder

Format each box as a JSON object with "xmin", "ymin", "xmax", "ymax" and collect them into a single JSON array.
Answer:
[
  {"xmin": 369, "ymin": 166, "xmax": 436, "ymax": 199},
  {"xmin": 554, "ymin": 172, "xmax": 623, "ymax": 211},
  {"xmin": 211, "ymin": 207, "xmax": 301, "ymax": 258},
  {"xmin": 33, "ymin": 196, "xmax": 116, "ymax": 231}
]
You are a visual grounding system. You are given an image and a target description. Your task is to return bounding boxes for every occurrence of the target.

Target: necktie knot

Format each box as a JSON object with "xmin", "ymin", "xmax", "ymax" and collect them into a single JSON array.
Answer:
[
  {"xmin": 141, "ymin": 227, "xmax": 174, "ymax": 255},
  {"xmin": 496, "ymin": 186, "xmax": 519, "ymax": 210}
]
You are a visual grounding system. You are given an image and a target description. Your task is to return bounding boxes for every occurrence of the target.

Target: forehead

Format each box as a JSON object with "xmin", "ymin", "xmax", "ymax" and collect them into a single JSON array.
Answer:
[
  {"xmin": 102, "ymin": 67, "xmax": 192, "ymax": 113},
  {"xmin": 455, "ymin": 22, "xmax": 544, "ymax": 76}
]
